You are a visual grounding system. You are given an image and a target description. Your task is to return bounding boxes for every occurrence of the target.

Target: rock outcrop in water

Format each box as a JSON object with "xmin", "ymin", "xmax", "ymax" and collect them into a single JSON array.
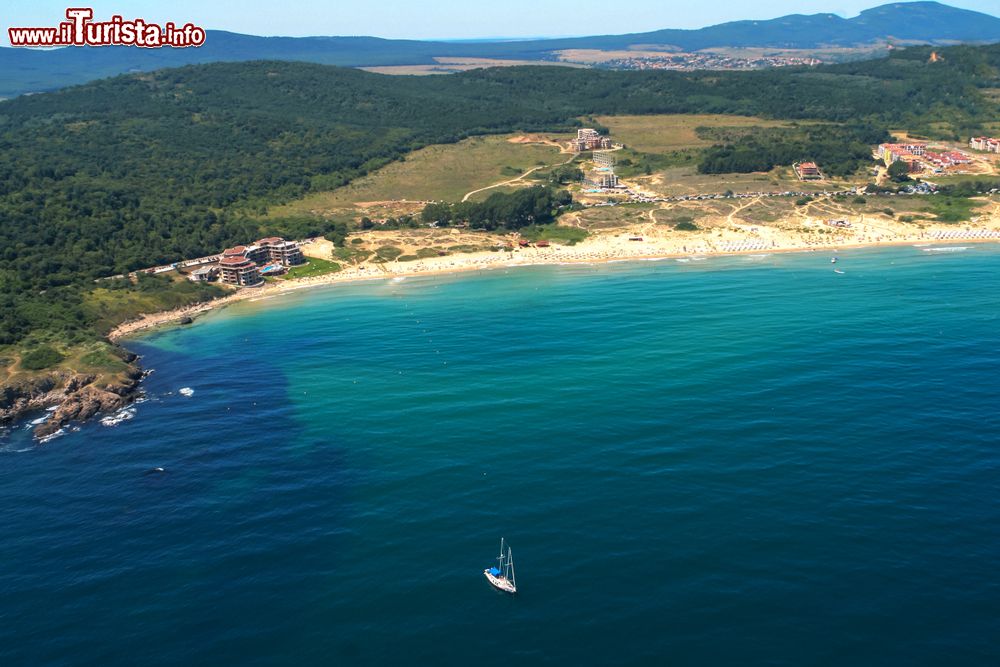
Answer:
[
  {"xmin": 1, "ymin": 374, "xmax": 62, "ymax": 420},
  {"xmin": 1, "ymin": 352, "xmax": 145, "ymax": 439}
]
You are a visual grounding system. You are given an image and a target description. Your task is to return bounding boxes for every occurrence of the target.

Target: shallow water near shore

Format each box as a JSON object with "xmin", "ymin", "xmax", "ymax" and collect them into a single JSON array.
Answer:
[{"xmin": 3, "ymin": 245, "xmax": 1000, "ymax": 665}]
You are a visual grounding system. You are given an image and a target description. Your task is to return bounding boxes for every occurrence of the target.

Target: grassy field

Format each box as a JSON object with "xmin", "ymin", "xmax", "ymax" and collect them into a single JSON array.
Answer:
[
  {"xmin": 632, "ymin": 166, "xmax": 856, "ymax": 197},
  {"xmin": 464, "ymin": 184, "xmax": 526, "ymax": 203},
  {"xmin": 278, "ymin": 257, "xmax": 342, "ymax": 279},
  {"xmin": 268, "ymin": 135, "xmax": 564, "ymax": 218},
  {"xmin": 567, "ymin": 204, "xmax": 657, "ymax": 231},
  {"xmin": 927, "ymin": 174, "xmax": 1000, "ymax": 187},
  {"xmin": 521, "ymin": 223, "xmax": 589, "ymax": 245},
  {"xmin": 595, "ymin": 114, "xmax": 795, "ymax": 154},
  {"xmin": 0, "ymin": 339, "xmax": 133, "ymax": 386},
  {"xmin": 919, "ymin": 196, "xmax": 988, "ymax": 223}
]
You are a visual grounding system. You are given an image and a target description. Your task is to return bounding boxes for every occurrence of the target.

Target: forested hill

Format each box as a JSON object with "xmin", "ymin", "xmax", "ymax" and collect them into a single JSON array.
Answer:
[
  {"xmin": 2, "ymin": 2, "xmax": 999, "ymax": 99},
  {"xmin": 1, "ymin": 44, "xmax": 999, "ymax": 345}
]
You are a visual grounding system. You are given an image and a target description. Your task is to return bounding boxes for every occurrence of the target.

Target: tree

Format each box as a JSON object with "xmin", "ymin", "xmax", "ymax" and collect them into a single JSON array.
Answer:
[
  {"xmin": 549, "ymin": 165, "xmax": 583, "ymax": 185},
  {"xmin": 887, "ymin": 160, "xmax": 912, "ymax": 183},
  {"xmin": 421, "ymin": 202, "xmax": 452, "ymax": 225}
]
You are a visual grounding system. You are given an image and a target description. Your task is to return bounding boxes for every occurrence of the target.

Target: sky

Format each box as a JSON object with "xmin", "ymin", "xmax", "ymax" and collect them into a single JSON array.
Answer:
[{"xmin": 2, "ymin": 0, "xmax": 999, "ymax": 43}]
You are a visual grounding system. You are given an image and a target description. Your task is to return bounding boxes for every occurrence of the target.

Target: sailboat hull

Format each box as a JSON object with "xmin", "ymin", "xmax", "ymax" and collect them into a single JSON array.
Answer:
[{"xmin": 484, "ymin": 570, "xmax": 517, "ymax": 594}]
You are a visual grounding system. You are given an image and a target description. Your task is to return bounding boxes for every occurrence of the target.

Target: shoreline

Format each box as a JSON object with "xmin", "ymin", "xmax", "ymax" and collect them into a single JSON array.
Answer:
[
  {"xmin": 108, "ymin": 231, "xmax": 1000, "ymax": 342},
  {"xmin": 12, "ymin": 227, "xmax": 995, "ymax": 440}
]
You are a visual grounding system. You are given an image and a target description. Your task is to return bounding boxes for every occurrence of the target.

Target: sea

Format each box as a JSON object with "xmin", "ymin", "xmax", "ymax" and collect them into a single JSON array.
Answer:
[{"xmin": 2, "ymin": 245, "xmax": 999, "ymax": 666}]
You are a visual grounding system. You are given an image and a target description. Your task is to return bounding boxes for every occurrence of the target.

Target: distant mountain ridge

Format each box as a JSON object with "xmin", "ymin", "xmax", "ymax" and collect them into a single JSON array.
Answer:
[{"xmin": 2, "ymin": 1, "xmax": 999, "ymax": 99}]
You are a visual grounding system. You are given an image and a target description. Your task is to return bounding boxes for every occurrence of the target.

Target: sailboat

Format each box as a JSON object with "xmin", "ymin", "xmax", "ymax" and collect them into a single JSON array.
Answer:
[{"xmin": 484, "ymin": 538, "xmax": 517, "ymax": 594}]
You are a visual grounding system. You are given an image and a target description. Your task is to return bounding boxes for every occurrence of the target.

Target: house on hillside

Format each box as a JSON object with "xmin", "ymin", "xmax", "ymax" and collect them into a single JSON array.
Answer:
[
  {"xmin": 970, "ymin": 137, "xmax": 1000, "ymax": 153},
  {"xmin": 794, "ymin": 162, "xmax": 823, "ymax": 180}
]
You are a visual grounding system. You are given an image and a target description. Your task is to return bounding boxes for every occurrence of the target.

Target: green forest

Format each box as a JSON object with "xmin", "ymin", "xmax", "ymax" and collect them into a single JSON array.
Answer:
[
  {"xmin": 1, "ymin": 43, "xmax": 999, "ymax": 349},
  {"xmin": 697, "ymin": 124, "xmax": 892, "ymax": 176},
  {"xmin": 421, "ymin": 188, "xmax": 572, "ymax": 230}
]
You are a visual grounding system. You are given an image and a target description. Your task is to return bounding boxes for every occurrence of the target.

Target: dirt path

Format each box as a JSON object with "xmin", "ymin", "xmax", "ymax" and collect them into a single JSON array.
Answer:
[
  {"xmin": 560, "ymin": 211, "xmax": 584, "ymax": 229},
  {"xmin": 461, "ymin": 153, "xmax": 578, "ymax": 202},
  {"xmin": 725, "ymin": 196, "xmax": 762, "ymax": 225}
]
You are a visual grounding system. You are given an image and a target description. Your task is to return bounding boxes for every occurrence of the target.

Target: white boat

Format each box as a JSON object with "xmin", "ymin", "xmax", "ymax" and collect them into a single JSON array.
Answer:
[
  {"xmin": 484, "ymin": 538, "xmax": 517, "ymax": 594},
  {"xmin": 831, "ymin": 257, "xmax": 838, "ymax": 263}
]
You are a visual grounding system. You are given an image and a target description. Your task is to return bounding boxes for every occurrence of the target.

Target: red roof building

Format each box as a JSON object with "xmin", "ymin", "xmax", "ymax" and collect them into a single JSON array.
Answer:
[
  {"xmin": 218, "ymin": 255, "xmax": 262, "ymax": 287},
  {"xmin": 795, "ymin": 162, "xmax": 823, "ymax": 180},
  {"xmin": 256, "ymin": 237, "xmax": 305, "ymax": 266}
]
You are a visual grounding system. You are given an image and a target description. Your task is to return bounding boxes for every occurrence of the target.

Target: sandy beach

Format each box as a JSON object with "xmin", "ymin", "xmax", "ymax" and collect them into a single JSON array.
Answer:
[{"xmin": 108, "ymin": 215, "xmax": 1000, "ymax": 342}]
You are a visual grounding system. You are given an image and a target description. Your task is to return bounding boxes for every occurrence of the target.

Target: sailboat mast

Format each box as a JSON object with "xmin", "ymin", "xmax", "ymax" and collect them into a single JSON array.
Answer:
[{"xmin": 508, "ymin": 546, "xmax": 515, "ymax": 587}]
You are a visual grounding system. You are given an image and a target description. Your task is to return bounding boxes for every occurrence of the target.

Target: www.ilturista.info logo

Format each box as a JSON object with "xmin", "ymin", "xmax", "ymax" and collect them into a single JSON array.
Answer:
[{"xmin": 8, "ymin": 8, "xmax": 206, "ymax": 48}]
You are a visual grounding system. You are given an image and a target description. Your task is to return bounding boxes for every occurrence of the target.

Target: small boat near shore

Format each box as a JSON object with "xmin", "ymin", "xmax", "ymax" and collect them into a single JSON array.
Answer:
[
  {"xmin": 834, "ymin": 269, "xmax": 845, "ymax": 274},
  {"xmin": 484, "ymin": 538, "xmax": 517, "ymax": 594}
]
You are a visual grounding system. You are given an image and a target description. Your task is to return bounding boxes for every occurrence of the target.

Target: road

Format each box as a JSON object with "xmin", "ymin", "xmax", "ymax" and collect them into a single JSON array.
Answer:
[{"xmin": 461, "ymin": 153, "xmax": 579, "ymax": 203}]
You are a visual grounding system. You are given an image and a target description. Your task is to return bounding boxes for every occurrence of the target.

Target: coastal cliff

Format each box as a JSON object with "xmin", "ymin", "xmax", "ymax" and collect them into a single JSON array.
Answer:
[{"xmin": 0, "ymin": 348, "xmax": 145, "ymax": 439}]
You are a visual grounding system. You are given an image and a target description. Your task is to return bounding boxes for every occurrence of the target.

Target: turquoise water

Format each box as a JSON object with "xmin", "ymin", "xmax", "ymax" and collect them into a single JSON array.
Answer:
[{"xmin": 2, "ymin": 246, "xmax": 1000, "ymax": 665}]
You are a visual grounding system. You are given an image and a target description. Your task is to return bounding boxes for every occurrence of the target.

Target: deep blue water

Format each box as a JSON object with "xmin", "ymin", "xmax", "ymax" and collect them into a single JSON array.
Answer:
[{"xmin": 2, "ymin": 246, "xmax": 1000, "ymax": 665}]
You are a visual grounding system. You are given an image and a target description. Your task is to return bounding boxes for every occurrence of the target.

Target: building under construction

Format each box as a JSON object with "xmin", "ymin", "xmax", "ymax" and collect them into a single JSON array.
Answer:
[
  {"xmin": 570, "ymin": 128, "xmax": 615, "ymax": 152},
  {"xmin": 593, "ymin": 150, "xmax": 616, "ymax": 168}
]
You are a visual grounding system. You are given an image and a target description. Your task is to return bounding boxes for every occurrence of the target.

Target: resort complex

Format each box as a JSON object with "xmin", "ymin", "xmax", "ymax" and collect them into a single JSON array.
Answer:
[
  {"xmin": 583, "ymin": 149, "xmax": 623, "ymax": 191},
  {"xmin": 877, "ymin": 142, "xmax": 973, "ymax": 174},
  {"xmin": 970, "ymin": 136, "xmax": 1000, "ymax": 153},
  {"xmin": 187, "ymin": 237, "xmax": 306, "ymax": 287}
]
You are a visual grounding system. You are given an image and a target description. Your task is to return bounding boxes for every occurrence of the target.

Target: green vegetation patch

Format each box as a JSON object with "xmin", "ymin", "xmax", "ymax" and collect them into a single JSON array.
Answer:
[
  {"xmin": 546, "ymin": 163, "xmax": 584, "ymax": 185},
  {"xmin": 447, "ymin": 244, "xmax": 488, "ymax": 254},
  {"xmin": 375, "ymin": 246, "xmax": 404, "ymax": 262},
  {"xmin": 595, "ymin": 114, "xmax": 793, "ymax": 153},
  {"xmin": 421, "ymin": 187, "xmax": 572, "ymax": 231},
  {"xmin": 20, "ymin": 345, "xmax": 65, "ymax": 371},
  {"xmin": 79, "ymin": 344, "xmax": 129, "ymax": 372},
  {"xmin": 398, "ymin": 249, "xmax": 444, "ymax": 262},
  {"xmin": 521, "ymin": 224, "xmax": 589, "ymax": 245},
  {"xmin": 921, "ymin": 196, "xmax": 986, "ymax": 223},
  {"xmin": 614, "ymin": 149, "xmax": 697, "ymax": 178},
  {"xmin": 659, "ymin": 215, "xmax": 701, "ymax": 231},
  {"xmin": 699, "ymin": 124, "xmax": 889, "ymax": 177},
  {"xmin": 334, "ymin": 246, "xmax": 374, "ymax": 264},
  {"xmin": 269, "ymin": 134, "xmax": 563, "ymax": 217},
  {"xmin": 281, "ymin": 257, "xmax": 343, "ymax": 279},
  {"xmin": 83, "ymin": 274, "xmax": 225, "ymax": 338}
]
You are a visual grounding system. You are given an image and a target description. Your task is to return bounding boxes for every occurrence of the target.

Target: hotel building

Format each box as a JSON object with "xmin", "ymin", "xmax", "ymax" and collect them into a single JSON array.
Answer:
[
  {"xmin": 217, "ymin": 237, "xmax": 305, "ymax": 286},
  {"xmin": 219, "ymin": 255, "xmax": 263, "ymax": 287}
]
